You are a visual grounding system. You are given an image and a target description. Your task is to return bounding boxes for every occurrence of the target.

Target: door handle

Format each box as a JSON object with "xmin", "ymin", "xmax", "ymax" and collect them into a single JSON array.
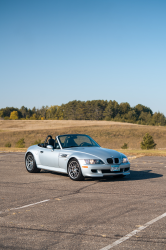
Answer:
[{"xmin": 40, "ymin": 151, "xmax": 43, "ymax": 153}]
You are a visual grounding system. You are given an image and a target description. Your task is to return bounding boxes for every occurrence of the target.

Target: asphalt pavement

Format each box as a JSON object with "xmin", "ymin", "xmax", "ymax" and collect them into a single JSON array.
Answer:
[{"xmin": 0, "ymin": 153, "xmax": 166, "ymax": 250}]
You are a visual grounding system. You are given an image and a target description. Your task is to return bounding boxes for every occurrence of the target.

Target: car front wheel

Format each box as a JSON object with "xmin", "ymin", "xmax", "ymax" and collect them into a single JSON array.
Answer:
[
  {"xmin": 25, "ymin": 153, "xmax": 40, "ymax": 173},
  {"xmin": 68, "ymin": 159, "xmax": 84, "ymax": 181}
]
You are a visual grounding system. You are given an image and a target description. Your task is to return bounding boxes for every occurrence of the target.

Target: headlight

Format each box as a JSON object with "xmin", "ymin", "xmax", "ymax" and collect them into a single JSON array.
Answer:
[
  {"xmin": 83, "ymin": 159, "xmax": 104, "ymax": 164},
  {"xmin": 122, "ymin": 158, "xmax": 128, "ymax": 163}
]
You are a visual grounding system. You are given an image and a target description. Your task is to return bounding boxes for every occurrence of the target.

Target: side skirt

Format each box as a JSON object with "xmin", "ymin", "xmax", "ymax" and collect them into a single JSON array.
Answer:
[{"xmin": 37, "ymin": 165, "xmax": 67, "ymax": 174}]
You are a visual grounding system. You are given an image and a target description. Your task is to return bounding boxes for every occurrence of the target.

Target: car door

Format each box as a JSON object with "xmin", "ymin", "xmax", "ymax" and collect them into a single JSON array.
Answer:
[
  {"xmin": 39, "ymin": 147, "xmax": 60, "ymax": 168},
  {"xmin": 39, "ymin": 139, "xmax": 61, "ymax": 168}
]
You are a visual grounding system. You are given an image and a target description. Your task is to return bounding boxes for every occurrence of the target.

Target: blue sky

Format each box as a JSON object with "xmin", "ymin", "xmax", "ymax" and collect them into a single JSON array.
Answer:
[{"xmin": 0, "ymin": 0, "xmax": 166, "ymax": 115}]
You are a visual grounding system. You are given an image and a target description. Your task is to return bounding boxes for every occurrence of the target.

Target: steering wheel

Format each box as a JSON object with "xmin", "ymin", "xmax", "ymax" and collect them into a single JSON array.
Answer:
[{"xmin": 80, "ymin": 142, "xmax": 90, "ymax": 147}]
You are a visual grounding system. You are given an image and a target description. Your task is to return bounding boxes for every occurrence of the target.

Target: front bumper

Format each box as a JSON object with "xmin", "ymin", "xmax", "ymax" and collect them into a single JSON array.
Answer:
[{"xmin": 80, "ymin": 162, "xmax": 130, "ymax": 177}]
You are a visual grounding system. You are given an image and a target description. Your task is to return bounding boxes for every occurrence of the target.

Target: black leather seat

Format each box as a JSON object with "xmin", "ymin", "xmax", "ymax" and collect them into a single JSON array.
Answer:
[
  {"xmin": 67, "ymin": 138, "xmax": 78, "ymax": 147},
  {"xmin": 48, "ymin": 138, "xmax": 55, "ymax": 147}
]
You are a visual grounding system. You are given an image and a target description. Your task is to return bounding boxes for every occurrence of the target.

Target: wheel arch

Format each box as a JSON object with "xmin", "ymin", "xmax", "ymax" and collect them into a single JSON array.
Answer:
[
  {"xmin": 67, "ymin": 157, "xmax": 84, "ymax": 181},
  {"xmin": 67, "ymin": 157, "xmax": 78, "ymax": 169},
  {"xmin": 25, "ymin": 150, "xmax": 34, "ymax": 160},
  {"xmin": 25, "ymin": 150, "xmax": 38, "ymax": 166},
  {"xmin": 66, "ymin": 151, "xmax": 90, "ymax": 167},
  {"xmin": 25, "ymin": 150, "xmax": 40, "ymax": 173}
]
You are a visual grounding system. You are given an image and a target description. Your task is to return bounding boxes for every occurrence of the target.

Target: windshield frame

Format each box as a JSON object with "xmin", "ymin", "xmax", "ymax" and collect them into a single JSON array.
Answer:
[{"xmin": 57, "ymin": 134, "xmax": 100, "ymax": 149}]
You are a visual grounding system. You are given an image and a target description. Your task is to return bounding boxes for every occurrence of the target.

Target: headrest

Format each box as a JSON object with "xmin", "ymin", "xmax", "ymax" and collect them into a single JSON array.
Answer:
[{"xmin": 48, "ymin": 138, "xmax": 54, "ymax": 146}]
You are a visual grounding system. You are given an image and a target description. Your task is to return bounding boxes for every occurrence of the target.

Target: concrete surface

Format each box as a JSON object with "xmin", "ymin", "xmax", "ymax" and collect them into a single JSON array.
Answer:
[{"xmin": 0, "ymin": 153, "xmax": 166, "ymax": 250}]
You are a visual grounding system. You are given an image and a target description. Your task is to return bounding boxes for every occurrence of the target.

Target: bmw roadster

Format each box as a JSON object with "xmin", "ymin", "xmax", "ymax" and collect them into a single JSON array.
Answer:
[{"xmin": 25, "ymin": 134, "xmax": 130, "ymax": 181}]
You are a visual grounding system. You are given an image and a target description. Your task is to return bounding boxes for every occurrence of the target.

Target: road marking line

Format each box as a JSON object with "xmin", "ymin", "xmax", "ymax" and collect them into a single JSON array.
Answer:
[
  {"xmin": 100, "ymin": 212, "xmax": 166, "ymax": 250},
  {"xmin": 10, "ymin": 199, "xmax": 50, "ymax": 211}
]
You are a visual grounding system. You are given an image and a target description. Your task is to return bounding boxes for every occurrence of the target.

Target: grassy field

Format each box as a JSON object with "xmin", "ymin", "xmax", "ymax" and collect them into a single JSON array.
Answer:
[{"xmin": 0, "ymin": 120, "xmax": 166, "ymax": 156}]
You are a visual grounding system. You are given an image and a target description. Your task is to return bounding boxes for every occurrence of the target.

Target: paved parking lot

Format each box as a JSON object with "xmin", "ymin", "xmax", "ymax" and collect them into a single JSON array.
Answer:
[{"xmin": 0, "ymin": 153, "xmax": 166, "ymax": 250}]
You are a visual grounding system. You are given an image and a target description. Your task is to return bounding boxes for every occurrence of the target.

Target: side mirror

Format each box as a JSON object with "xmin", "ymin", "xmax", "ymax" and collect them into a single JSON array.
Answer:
[{"xmin": 47, "ymin": 145, "xmax": 53, "ymax": 150}]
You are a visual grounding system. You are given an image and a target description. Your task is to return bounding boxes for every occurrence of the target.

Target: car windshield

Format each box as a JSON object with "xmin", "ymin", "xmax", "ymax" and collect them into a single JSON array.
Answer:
[{"xmin": 58, "ymin": 134, "xmax": 100, "ymax": 149}]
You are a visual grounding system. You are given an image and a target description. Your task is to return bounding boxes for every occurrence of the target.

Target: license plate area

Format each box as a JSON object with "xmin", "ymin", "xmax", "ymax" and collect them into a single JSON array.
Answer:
[{"xmin": 111, "ymin": 165, "xmax": 120, "ymax": 172}]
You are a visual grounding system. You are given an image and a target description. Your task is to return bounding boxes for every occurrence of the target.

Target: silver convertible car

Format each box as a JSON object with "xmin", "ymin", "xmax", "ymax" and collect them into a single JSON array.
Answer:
[{"xmin": 25, "ymin": 134, "xmax": 130, "ymax": 181}]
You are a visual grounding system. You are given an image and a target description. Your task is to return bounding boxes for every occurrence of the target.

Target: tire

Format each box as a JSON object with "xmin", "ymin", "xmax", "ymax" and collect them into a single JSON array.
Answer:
[
  {"xmin": 25, "ymin": 152, "xmax": 40, "ymax": 173},
  {"xmin": 68, "ymin": 158, "xmax": 84, "ymax": 181}
]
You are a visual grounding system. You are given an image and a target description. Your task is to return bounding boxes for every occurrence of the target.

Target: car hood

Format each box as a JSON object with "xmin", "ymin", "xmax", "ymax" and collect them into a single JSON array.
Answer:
[{"xmin": 66, "ymin": 147, "xmax": 125, "ymax": 161}]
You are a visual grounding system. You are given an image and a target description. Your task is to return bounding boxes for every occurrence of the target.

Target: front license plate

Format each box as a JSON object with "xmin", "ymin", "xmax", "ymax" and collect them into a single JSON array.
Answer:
[{"xmin": 111, "ymin": 166, "xmax": 120, "ymax": 171}]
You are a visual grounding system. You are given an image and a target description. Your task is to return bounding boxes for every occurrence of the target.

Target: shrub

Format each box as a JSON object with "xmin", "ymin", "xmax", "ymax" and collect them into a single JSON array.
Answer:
[
  {"xmin": 121, "ymin": 143, "xmax": 128, "ymax": 149},
  {"xmin": 140, "ymin": 133, "xmax": 156, "ymax": 150},
  {"xmin": 16, "ymin": 138, "xmax": 25, "ymax": 148},
  {"xmin": 5, "ymin": 142, "xmax": 11, "ymax": 147}
]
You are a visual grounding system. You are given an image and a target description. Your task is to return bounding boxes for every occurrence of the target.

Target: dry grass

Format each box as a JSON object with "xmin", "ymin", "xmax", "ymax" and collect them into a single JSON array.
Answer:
[
  {"xmin": 118, "ymin": 149, "xmax": 166, "ymax": 157},
  {"xmin": 0, "ymin": 147, "xmax": 27, "ymax": 153},
  {"xmin": 0, "ymin": 120, "xmax": 166, "ymax": 155},
  {"xmin": 0, "ymin": 120, "xmax": 143, "ymax": 131}
]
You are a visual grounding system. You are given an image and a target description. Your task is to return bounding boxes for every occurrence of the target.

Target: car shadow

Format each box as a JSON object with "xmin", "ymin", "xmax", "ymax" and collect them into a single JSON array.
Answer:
[
  {"xmin": 40, "ymin": 170, "xmax": 68, "ymax": 177},
  {"xmin": 84, "ymin": 170, "xmax": 163, "ymax": 182}
]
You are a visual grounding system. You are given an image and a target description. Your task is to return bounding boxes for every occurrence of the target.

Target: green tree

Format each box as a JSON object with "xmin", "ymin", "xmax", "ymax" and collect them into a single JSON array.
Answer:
[
  {"xmin": 140, "ymin": 133, "xmax": 157, "ymax": 149},
  {"xmin": 76, "ymin": 101, "xmax": 87, "ymax": 120},
  {"xmin": 0, "ymin": 107, "xmax": 22, "ymax": 118},
  {"xmin": 63, "ymin": 100, "xmax": 78, "ymax": 120},
  {"xmin": 138, "ymin": 112, "xmax": 152, "ymax": 125},
  {"xmin": 40, "ymin": 106, "xmax": 48, "ymax": 119},
  {"xmin": 151, "ymin": 112, "xmax": 166, "ymax": 126},
  {"xmin": 90, "ymin": 100, "xmax": 107, "ymax": 120},
  {"xmin": 55, "ymin": 105, "xmax": 64, "ymax": 120},
  {"xmin": 104, "ymin": 100, "xmax": 119, "ymax": 120},
  {"xmin": 119, "ymin": 102, "xmax": 130, "ymax": 115},
  {"xmin": 134, "ymin": 104, "xmax": 153, "ymax": 118},
  {"xmin": 124, "ymin": 110, "xmax": 137, "ymax": 123},
  {"xmin": 46, "ymin": 105, "xmax": 58, "ymax": 119},
  {"xmin": 20, "ymin": 106, "xmax": 28, "ymax": 118}
]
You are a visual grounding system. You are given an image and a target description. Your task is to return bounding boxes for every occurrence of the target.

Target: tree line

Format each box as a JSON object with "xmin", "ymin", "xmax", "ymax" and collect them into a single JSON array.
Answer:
[{"xmin": 0, "ymin": 100, "xmax": 166, "ymax": 126}]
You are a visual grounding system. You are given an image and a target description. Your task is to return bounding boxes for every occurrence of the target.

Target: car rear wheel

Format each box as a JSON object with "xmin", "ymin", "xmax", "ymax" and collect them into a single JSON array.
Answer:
[
  {"xmin": 68, "ymin": 159, "xmax": 84, "ymax": 181},
  {"xmin": 25, "ymin": 153, "xmax": 40, "ymax": 173}
]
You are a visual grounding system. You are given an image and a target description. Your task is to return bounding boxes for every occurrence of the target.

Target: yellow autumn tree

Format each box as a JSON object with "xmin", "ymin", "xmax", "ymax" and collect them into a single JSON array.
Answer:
[
  {"xmin": 10, "ymin": 111, "xmax": 18, "ymax": 120},
  {"xmin": 0, "ymin": 111, "xmax": 3, "ymax": 118},
  {"xmin": 30, "ymin": 114, "xmax": 37, "ymax": 120}
]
